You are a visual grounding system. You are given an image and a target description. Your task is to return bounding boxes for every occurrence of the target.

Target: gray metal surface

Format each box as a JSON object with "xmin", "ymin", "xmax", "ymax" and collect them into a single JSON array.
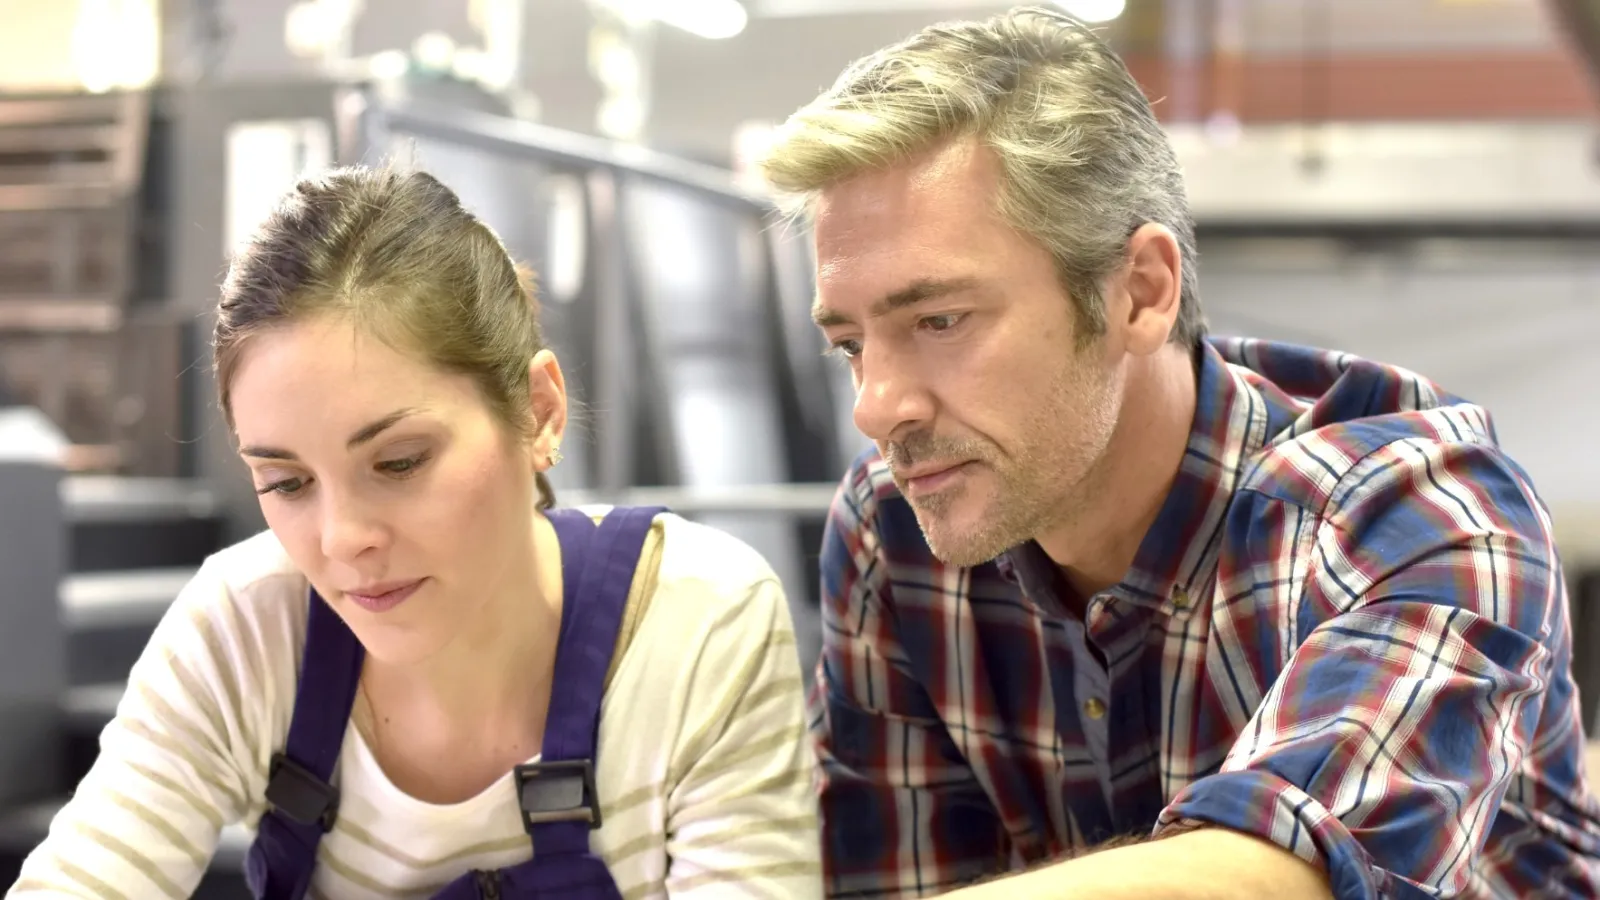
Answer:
[
  {"xmin": 0, "ymin": 462, "xmax": 67, "ymax": 807},
  {"xmin": 59, "ymin": 682, "xmax": 124, "ymax": 730},
  {"xmin": 63, "ymin": 475, "xmax": 220, "ymax": 524},
  {"xmin": 563, "ymin": 482, "xmax": 837, "ymax": 515},
  {"xmin": 60, "ymin": 567, "xmax": 195, "ymax": 630},
  {"xmin": 618, "ymin": 174, "xmax": 808, "ymax": 593},
  {"xmin": 363, "ymin": 95, "xmax": 769, "ymax": 211}
]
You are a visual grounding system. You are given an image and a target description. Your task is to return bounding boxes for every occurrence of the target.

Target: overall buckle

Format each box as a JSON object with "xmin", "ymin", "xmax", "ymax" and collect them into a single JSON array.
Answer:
[
  {"xmin": 265, "ymin": 752, "xmax": 340, "ymax": 831},
  {"xmin": 513, "ymin": 759, "xmax": 601, "ymax": 833}
]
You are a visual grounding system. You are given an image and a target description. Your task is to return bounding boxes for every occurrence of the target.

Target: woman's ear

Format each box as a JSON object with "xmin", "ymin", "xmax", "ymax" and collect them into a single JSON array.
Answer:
[{"xmin": 526, "ymin": 349, "xmax": 568, "ymax": 471}]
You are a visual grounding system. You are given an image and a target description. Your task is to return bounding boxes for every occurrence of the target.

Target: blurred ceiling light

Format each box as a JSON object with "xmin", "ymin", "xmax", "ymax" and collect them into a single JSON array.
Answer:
[
  {"xmin": 284, "ymin": 1, "xmax": 330, "ymax": 58},
  {"xmin": 412, "ymin": 31, "xmax": 458, "ymax": 72},
  {"xmin": 604, "ymin": 0, "xmax": 748, "ymax": 39},
  {"xmin": 1054, "ymin": 0, "xmax": 1126, "ymax": 24},
  {"xmin": 284, "ymin": 0, "xmax": 363, "ymax": 62},
  {"xmin": 657, "ymin": 0, "xmax": 747, "ymax": 38},
  {"xmin": 367, "ymin": 49, "xmax": 409, "ymax": 80},
  {"xmin": 589, "ymin": 29, "xmax": 643, "ymax": 90},
  {"xmin": 597, "ymin": 94, "xmax": 647, "ymax": 141},
  {"xmin": 73, "ymin": 0, "xmax": 161, "ymax": 93},
  {"xmin": 452, "ymin": 48, "xmax": 489, "ymax": 83}
]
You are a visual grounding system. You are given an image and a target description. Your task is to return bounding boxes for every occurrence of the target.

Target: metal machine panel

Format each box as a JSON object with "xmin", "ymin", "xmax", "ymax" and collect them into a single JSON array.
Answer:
[
  {"xmin": 0, "ymin": 461, "xmax": 66, "ymax": 807},
  {"xmin": 619, "ymin": 175, "xmax": 810, "ymax": 622}
]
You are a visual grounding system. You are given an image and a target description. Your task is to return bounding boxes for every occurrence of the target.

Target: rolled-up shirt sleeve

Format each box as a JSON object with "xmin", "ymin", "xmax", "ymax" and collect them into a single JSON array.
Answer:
[{"xmin": 1155, "ymin": 437, "xmax": 1561, "ymax": 899}]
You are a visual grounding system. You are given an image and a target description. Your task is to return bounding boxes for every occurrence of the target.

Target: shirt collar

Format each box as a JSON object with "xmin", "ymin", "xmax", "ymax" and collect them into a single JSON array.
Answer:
[{"xmin": 998, "ymin": 341, "xmax": 1280, "ymax": 616}]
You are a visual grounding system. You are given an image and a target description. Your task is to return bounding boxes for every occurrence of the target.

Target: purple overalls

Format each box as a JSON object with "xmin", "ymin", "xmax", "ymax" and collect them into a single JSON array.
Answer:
[{"xmin": 244, "ymin": 506, "xmax": 665, "ymax": 900}]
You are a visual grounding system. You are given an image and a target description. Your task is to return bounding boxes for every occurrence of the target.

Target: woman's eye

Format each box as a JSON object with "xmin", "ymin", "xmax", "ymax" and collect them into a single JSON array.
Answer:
[
  {"xmin": 378, "ymin": 452, "xmax": 431, "ymax": 477},
  {"xmin": 257, "ymin": 477, "xmax": 307, "ymax": 497}
]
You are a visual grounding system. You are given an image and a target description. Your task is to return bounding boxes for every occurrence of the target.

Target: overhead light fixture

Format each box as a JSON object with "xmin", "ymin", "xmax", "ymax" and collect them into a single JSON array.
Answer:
[
  {"xmin": 73, "ymin": 0, "xmax": 161, "ymax": 93},
  {"xmin": 1054, "ymin": 0, "xmax": 1126, "ymax": 24},
  {"xmin": 605, "ymin": 0, "xmax": 748, "ymax": 39},
  {"xmin": 659, "ymin": 0, "xmax": 747, "ymax": 38}
]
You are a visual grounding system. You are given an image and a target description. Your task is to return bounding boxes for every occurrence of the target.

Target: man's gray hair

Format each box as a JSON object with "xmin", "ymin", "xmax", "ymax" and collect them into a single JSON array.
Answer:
[{"xmin": 759, "ymin": 5, "xmax": 1205, "ymax": 348}]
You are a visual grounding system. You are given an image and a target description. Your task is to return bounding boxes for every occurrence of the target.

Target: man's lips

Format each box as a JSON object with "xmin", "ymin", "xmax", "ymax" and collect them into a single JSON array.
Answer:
[{"xmin": 895, "ymin": 461, "xmax": 976, "ymax": 495}]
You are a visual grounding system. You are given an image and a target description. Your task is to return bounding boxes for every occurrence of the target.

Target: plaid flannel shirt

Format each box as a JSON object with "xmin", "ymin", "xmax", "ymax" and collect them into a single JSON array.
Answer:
[{"xmin": 812, "ymin": 336, "xmax": 1600, "ymax": 899}]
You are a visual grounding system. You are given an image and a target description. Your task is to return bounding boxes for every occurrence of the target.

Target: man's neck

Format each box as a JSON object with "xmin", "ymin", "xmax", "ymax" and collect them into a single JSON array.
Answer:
[
  {"xmin": 1037, "ymin": 345, "xmax": 1198, "ymax": 599},
  {"xmin": 364, "ymin": 515, "xmax": 564, "ymax": 742}
]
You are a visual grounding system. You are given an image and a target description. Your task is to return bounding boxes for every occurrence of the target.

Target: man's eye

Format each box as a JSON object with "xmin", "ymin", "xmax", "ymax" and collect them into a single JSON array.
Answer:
[{"xmin": 826, "ymin": 339, "xmax": 863, "ymax": 359}]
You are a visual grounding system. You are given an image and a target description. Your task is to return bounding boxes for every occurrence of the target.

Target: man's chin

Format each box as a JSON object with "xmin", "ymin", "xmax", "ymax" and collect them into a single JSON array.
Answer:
[{"xmin": 912, "ymin": 507, "xmax": 1013, "ymax": 568}]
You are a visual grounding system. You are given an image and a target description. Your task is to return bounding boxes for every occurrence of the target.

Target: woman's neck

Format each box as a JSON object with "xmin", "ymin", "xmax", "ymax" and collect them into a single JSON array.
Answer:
[{"xmin": 363, "ymin": 514, "xmax": 565, "ymax": 744}]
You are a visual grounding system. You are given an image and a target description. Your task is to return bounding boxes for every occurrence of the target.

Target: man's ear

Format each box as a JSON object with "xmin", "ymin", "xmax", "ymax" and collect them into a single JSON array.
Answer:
[{"xmin": 1116, "ymin": 223, "xmax": 1182, "ymax": 357}]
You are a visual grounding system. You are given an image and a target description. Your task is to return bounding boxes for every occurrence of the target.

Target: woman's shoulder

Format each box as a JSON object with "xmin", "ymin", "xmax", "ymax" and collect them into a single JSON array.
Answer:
[
  {"xmin": 570, "ymin": 504, "xmax": 781, "ymax": 596},
  {"xmin": 176, "ymin": 529, "xmax": 309, "ymax": 618},
  {"xmin": 651, "ymin": 510, "xmax": 783, "ymax": 594},
  {"xmin": 95, "ymin": 531, "xmax": 310, "ymax": 828},
  {"xmin": 581, "ymin": 505, "xmax": 793, "ymax": 686},
  {"xmin": 146, "ymin": 529, "xmax": 312, "ymax": 679},
  {"xmin": 588, "ymin": 506, "xmax": 785, "ymax": 629}
]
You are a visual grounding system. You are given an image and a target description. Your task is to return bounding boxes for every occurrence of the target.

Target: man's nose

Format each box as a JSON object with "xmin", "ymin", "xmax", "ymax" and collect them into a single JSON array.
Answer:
[{"xmin": 852, "ymin": 346, "xmax": 934, "ymax": 444}]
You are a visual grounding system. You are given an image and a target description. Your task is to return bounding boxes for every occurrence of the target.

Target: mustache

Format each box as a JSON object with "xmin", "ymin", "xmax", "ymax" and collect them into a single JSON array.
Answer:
[{"xmin": 884, "ymin": 432, "xmax": 990, "ymax": 472}]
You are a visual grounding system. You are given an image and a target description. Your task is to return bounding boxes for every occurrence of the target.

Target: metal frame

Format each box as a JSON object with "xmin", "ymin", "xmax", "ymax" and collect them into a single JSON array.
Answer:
[
  {"xmin": 585, "ymin": 166, "xmax": 643, "ymax": 495},
  {"xmin": 338, "ymin": 87, "xmax": 813, "ymax": 499},
  {"xmin": 348, "ymin": 93, "xmax": 772, "ymax": 212},
  {"xmin": 561, "ymin": 482, "xmax": 837, "ymax": 517},
  {"xmin": 0, "ymin": 462, "xmax": 66, "ymax": 809}
]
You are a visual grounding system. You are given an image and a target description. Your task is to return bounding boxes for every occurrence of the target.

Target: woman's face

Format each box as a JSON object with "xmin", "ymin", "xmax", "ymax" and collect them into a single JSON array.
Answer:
[{"xmin": 228, "ymin": 315, "xmax": 563, "ymax": 665}]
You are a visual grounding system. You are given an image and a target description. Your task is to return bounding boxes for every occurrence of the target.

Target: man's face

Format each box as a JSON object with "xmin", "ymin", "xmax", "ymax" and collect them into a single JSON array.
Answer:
[{"xmin": 812, "ymin": 139, "xmax": 1125, "ymax": 566}]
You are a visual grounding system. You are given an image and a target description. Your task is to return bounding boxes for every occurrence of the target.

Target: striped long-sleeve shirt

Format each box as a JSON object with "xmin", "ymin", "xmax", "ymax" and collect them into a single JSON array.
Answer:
[
  {"xmin": 11, "ymin": 509, "xmax": 822, "ymax": 899},
  {"xmin": 812, "ymin": 337, "xmax": 1600, "ymax": 899}
]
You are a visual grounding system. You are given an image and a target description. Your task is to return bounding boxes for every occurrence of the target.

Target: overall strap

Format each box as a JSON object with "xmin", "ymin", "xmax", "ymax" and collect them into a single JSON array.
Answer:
[
  {"xmin": 245, "ymin": 590, "xmax": 365, "ymax": 900},
  {"xmin": 513, "ymin": 506, "xmax": 664, "ymax": 860}
]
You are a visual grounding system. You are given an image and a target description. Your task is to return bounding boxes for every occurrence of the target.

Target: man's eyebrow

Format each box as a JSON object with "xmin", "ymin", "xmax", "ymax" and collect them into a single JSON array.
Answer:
[
  {"xmin": 238, "ymin": 408, "xmax": 419, "ymax": 459},
  {"xmin": 811, "ymin": 277, "xmax": 981, "ymax": 328}
]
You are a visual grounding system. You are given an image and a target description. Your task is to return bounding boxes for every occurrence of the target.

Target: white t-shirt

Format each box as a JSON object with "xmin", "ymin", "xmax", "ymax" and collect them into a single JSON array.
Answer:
[{"xmin": 9, "ymin": 510, "xmax": 822, "ymax": 899}]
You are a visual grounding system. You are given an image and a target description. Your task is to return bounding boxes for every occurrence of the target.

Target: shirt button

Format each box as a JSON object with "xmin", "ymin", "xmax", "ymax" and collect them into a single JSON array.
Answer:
[
  {"xmin": 1173, "ymin": 587, "xmax": 1191, "ymax": 609},
  {"xmin": 1083, "ymin": 697, "xmax": 1107, "ymax": 720}
]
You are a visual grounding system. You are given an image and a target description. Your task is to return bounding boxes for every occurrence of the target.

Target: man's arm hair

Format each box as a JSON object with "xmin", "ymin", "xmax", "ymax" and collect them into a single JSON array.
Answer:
[{"xmin": 960, "ymin": 819, "xmax": 1210, "ymax": 888}]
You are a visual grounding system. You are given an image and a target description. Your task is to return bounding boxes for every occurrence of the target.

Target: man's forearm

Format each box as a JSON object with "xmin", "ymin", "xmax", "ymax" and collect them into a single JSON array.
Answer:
[{"xmin": 940, "ymin": 828, "xmax": 1334, "ymax": 900}]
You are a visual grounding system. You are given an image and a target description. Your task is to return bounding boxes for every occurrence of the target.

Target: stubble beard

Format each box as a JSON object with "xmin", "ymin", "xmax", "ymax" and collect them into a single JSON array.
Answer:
[{"xmin": 890, "ymin": 356, "xmax": 1122, "ymax": 568}]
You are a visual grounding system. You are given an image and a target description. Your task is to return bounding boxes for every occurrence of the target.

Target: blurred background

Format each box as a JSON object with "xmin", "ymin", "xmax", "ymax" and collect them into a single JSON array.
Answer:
[{"xmin": 0, "ymin": 0, "xmax": 1598, "ymax": 893}]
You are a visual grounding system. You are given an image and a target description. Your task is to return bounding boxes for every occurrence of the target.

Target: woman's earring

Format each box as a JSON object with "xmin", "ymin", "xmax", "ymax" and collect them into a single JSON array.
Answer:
[{"xmin": 547, "ymin": 447, "xmax": 563, "ymax": 468}]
